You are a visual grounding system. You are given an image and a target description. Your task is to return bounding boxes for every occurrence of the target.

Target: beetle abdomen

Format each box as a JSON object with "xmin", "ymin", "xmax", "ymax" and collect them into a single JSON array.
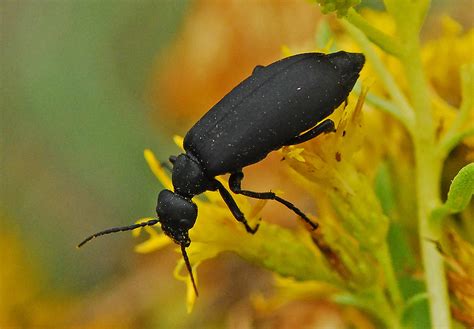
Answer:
[{"xmin": 184, "ymin": 51, "xmax": 364, "ymax": 176}]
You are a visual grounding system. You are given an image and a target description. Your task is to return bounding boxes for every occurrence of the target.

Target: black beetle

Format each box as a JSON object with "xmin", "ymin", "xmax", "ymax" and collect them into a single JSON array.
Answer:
[{"xmin": 78, "ymin": 51, "xmax": 365, "ymax": 295}]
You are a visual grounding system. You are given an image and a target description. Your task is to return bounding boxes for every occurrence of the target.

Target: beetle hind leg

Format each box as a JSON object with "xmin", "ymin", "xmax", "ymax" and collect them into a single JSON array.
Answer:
[
  {"xmin": 214, "ymin": 179, "xmax": 260, "ymax": 233},
  {"xmin": 284, "ymin": 119, "xmax": 335, "ymax": 146},
  {"xmin": 229, "ymin": 172, "xmax": 318, "ymax": 230}
]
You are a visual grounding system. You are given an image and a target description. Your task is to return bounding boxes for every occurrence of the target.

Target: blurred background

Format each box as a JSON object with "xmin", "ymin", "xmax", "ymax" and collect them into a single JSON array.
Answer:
[{"xmin": 1, "ymin": 0, "xmax": 472, "ymax": 328}]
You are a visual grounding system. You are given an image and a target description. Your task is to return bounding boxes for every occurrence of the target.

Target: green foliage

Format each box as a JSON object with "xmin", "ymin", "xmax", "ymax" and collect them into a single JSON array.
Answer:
[
  {"xmin": 337, "ymin": 1, "xmax": 473, "ymax": 328},
  {"xmin": 137, "ymin": 2, "xmax": 473, "ymax": 327},
  {"xmin": 311, "ymin": 0, "xmax": 361, "ymax": 17},
  {"xmin": 432, "ymin": 163, "xmax": 474, "ymax": 222}
]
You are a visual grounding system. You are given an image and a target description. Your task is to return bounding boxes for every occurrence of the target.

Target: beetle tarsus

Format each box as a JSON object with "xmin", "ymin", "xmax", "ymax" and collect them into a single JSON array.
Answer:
[
  {"xmin": 273, "ymin": 195, "xmax": 318, "ymax": 230},
  {"xmin": 244, "ymin": 220, "xmax": 260, "ymax": 234},
  {"xmin": 229, "ymin": 172, "xmax": 318, "ymax": 230},
  {"xmin": 214, "ymin": 179, "xmax": 261, "ymax": 233},
  {"xmin": 284, "ymin": 119, "xmax": 335, "ymax": 146}
]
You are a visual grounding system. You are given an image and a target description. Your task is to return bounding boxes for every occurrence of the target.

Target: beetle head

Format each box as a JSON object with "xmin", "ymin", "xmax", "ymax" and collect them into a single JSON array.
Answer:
[
  {"xmin": 156, "ymin": 189, "xmax": 199, "ymax": 296},
  {"xmin": 156, "ymin": 189, "xmax": 197, "ymax": 246}
]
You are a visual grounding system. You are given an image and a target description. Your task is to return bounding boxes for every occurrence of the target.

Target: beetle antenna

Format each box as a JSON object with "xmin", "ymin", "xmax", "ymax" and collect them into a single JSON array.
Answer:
[
  {"xmin": 181, "ymin": 244, "xmax": 199, "ymax": 297},
  {"xmin": 77, "ymin": 219, "xmax": 160, "ymax": 248}
]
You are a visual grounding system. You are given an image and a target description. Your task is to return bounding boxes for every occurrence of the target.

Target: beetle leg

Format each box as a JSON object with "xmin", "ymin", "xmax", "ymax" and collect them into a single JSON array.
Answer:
[
  {"xmin": 214, "ymin": 179, "xmax": 260, "ymax": 234},
  {"xmin": 158, "ymin": 155, "xmax": 177, "ymax": 173},
  {"xmin": 159, "ymin": 161, "xmax": 173, "ymax": 173},
  {"xmin": 284, "ymin": 119, "xmax": 335, "ymax": 146},
  {"xmin": 252, "ymin": 64, "xmax": 265, "ymax": 75},
  {"xmin": 229, "ymin": 172, "xmax": 318, "ymax": 230}
]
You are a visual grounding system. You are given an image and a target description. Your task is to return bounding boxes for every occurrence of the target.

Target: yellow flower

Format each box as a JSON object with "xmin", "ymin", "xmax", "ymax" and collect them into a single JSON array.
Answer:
[
  {"xmin": 135, "ymin": 139, "xmax": 338, "ymax": 312},
  {"xmin": 135, "ymin": 9, "xmax": 472, "ymax": 326},
  {"xmin": 282, "ymin": 90, "xmax": 391, "ymax": 289},
  {"xmin": 134, "ymin": 89, "xmax": 396, "ymax": 321},
  {"xmin": 440, "ymin": 229, "xmax": 474, "ymax": 327},
  {"xmin": 314, "ymin": 0, "xmax": 361, "ymax": 17},
  {"xmin": 422, "ymin": 16, "xmax": 474, "ymax": 107}
]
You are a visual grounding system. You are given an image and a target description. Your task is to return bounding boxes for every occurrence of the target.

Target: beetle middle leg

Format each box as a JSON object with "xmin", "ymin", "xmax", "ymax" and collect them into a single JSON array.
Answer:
[
  {"xmin": 284, "ymin": 119, "xmax": 335, "ymax": 146},
  {"xmin": 229, "ymin": 172, "xmax": 318, "ymax": 230},
  {"xmin": 213, "ymin": 179, "xmax": 260, "ymax": 234}
]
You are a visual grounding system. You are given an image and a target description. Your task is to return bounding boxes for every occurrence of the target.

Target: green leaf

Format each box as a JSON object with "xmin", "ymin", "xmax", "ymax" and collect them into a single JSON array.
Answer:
[
  {"xmin": 333, "ymin": 290, "xmax": 399, "ymax": 328},
  {"xmin": 375, "ymin": 163, "xmax": 396, "ymax": 215},
  {"xmin": 401, "ymin": 290, "xmax": 431, "ymax": 329},
  {"xmin": 403, "ymin": 292, "xmax": 429, "ymax": 315},
  {"xmin": 431, "ymin": 163, "xmax": 474, "ymax": 222},
  {"xmin": 311, "ymin": 0, "xmax": 361, "ymax": 17}
]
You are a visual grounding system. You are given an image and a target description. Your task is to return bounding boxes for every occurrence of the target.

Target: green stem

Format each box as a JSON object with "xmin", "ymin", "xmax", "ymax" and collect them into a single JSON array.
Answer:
[
  {"xmin": 375, "ymin": 244, "xmax": 403, "ymax": 314},
  {"xmin": 414, "ymin": 144, "xmax": 450, "ymax": 328},
  {"xmin": 345, "ymin": 3, "xmax": 452, "ymax": 326},
  {"xmin": 353, "ymin": 84, "xmax": 406, "ymax": 123},
  {"xmin": 379, "ymin": 291, "xmax": 402, "ymax": 329},
  {"xmin": 401, "ymin": 32, "xmax": 452, "ymax": 329},
  {"xmin": 345, "ymin": 9, "xmax": 402, "ymax": 57},
  {"xmin": 342, "ymin": 20, "xmax": 414, "ymax": 131},
  {"xmin": 368, "ymin": 0, "xmax": 451, "ymax": 325},
  {"xmin": 438, "ymin": 127, "xmax": 474, "ymax": 160},
  {"xmin": 438, "ymin": 64, "xmax": 474, "ymax": 159}
]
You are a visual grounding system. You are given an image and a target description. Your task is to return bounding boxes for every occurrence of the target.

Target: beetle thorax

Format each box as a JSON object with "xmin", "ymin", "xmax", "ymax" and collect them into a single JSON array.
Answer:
[{"xmin": 172, "ymin": 153, "xmax": 212, "ymax": 198}]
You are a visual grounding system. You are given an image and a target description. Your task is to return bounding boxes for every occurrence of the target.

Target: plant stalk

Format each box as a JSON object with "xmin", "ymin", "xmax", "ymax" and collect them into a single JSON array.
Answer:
[
  {"xmin": 402, "ymin": 35, "xmax": 452, "ymax": 328},
  {"xmin": 414, "ymin": 143, "xmax": 450, "ymax": 328},
  {"xmin": 375, "ymin": 243, "xmax": 403, "ymax": 314}
]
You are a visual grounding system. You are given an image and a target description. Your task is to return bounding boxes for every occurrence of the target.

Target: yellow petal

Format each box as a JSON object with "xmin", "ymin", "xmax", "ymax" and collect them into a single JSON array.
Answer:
[
  {"xmin": 173, "ymin": 257, "xmax": 198, "ymax": 313},
  {"xmin": 247, "ymin": 199, "xmax": 268, "ymax": 220},
  {"xmin": 285, "ymin": 146, "xmax": 306, "ymax": 162},
  {"xmin": 173, "ymin": 135, "xmax": 185, "ymax": 150},
  {"xmin": 280, "ymin": 44, "xmax": 292, "ymax": 57},
  {"xmin": 134, "ymin": 234, "xmax": 171, "ymax": 253},
  {"xmin": 132, "ymin": 217, "xmax": 158, "ymax": 237},
  {"xmin": 144, "ymin": 149, "xmax": 172, "ymax": 190},
  {"xmin": 185, "ymin": 272, "xmax": 198, "ymax": 314}
]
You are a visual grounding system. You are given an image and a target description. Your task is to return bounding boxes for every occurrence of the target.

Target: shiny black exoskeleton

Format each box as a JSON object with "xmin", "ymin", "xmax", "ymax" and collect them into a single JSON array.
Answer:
[{"xmin": 79, "ymin": 51, "xmax": 365, "ymax": 295}]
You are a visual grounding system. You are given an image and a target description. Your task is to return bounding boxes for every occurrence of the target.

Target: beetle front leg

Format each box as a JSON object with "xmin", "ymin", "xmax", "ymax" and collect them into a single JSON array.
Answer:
[
  {"xmin": 157, "ymin": 156, "xmax": 176, "ymax": 173},
  {"xmin": 229, "ymin": 172, "xmax": 318, "ymax": 230},
  {"xmin": 213, "ymin": 179, "xmax": 260, "ymax": 234},
  {"xmin": 284, "ymin": 119, "xmax": 335, "ymax": 146},
  {"xmin": 160, "ymin": 161, "xmax": 173, "ymax": 173}
]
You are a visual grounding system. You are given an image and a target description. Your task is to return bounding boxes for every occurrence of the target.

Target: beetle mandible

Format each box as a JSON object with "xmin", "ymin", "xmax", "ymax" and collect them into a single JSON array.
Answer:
[{"xmin": 78, "ymin": 51, "xmax": 365, "ymax": 295}]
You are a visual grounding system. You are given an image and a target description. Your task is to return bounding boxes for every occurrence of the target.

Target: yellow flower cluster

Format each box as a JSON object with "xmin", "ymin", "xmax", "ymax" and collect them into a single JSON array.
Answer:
[{"xmin": 134, "ymin": 7, "xmax": 473, "ymax": 327}]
